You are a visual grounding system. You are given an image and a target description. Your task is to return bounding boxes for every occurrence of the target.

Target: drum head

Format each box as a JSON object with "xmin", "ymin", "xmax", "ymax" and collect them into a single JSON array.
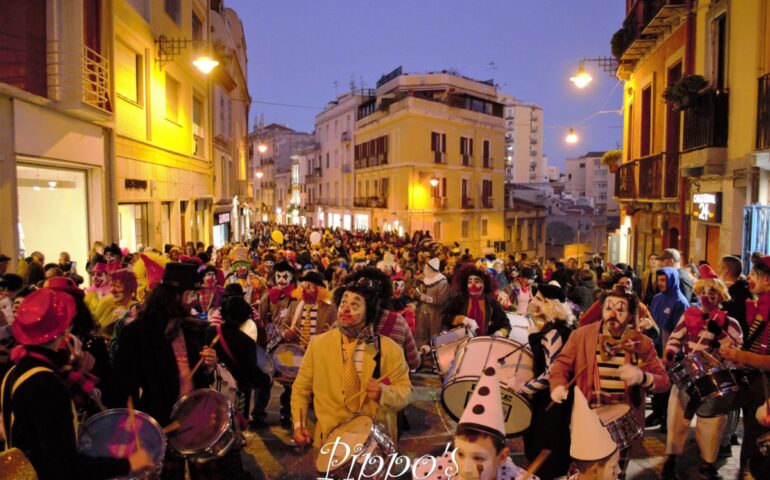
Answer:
[
  {"xmin": 595, "ymin": 404, "xmax": 630, "ymax": 424},
  {"xmin": 78, "ymin": 409, "xmax": 165, "ymax": 472},
  {"xmin": 257, "ymin": 346, "xmax": 276, "ymax": 377},
  {"xmin": 273, "ymin": 343, "xmax": 305, "ymax": 378},
  {"xmin": 442, "ymin": 381, "xmax": 531, "ymax": 436},
  {"xmin": 169, "ymin": 389, "xmax": 231, "ymax": 454},
  {"xmin": 431, "ymin": 327, "xmax": 467, "ymax": 349},
  {"xmin": 506, "ymin": 313, "xmax": 533, "ymax": 345},
  {"xmin": 316, "ymin": 416, "xmax": 374, "ymax": 473}
]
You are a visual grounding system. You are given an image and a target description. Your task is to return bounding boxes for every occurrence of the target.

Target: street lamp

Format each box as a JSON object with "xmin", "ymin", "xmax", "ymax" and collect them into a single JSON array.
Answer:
[
  {"xmin": 570, "ymin": 65, "xmax": 593, "ymax": 89},
  {"xmin": 192, "ymin": 55, "xmax": 219, "ymax": 74},
  {"xmin": 429, "ymin": 177, "xmax": 439, "ymax": 187},
  {"xmin": 255, "ymin": 170, "xmax": 264, "ymax": 179},
  {"xmin": 258, "ymin": 144, "xmax": 268, "ymax": 154},
  {"xmin": 566, "ymin": 128, "xmax": 578, "ymax": 144}
]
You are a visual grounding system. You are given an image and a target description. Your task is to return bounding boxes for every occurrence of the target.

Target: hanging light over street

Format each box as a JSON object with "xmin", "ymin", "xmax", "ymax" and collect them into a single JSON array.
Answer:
[
  {"xmin": 193, "ymin": 55, "xmax": 219, "ymax": 74},
  {"xmin": 570, "ymin": 65, "xmax": 593, "ymax": 89},
  {"xmin": 566, "ymin": 128, "xmax": 578, "ymax": 144},
  {"xmin": 429, "ymin": 177, "xmax": 439, "ymax": 187}
]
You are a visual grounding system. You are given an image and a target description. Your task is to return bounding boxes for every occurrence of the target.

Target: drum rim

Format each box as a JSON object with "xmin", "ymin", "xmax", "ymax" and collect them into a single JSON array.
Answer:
[
  {"xmin": 168, "ymin": 388, "xmax": 233, "ymax": 452},
  {"xmin": 78, "ymin": 407, "xmax": 167, "ymax": 464},
  {"xmin": 315, "ymin": 415, "xmax": 376, "ymax": 472},
  {"xmin": 272, "ymin": 343, "xmax": 305, "ymax": 377}
]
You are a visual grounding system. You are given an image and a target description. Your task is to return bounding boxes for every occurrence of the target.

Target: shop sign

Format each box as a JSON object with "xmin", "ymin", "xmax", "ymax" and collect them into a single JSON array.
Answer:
[
  {"xmin": 692, "ymin": 192, "xmax": 722, "ymax": 223},
  {"xmin": 216, "ymin": 212, "xmax": 231, "ymax": 224},
  {"xmin": 125, "ymin": 179, "xmax": 148, "ymax": 190}
]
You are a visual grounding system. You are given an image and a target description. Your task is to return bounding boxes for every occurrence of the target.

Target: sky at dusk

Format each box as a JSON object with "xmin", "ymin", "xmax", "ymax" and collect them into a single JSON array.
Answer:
[{"xmin": 226, "ymin": 0, "xmax": 626, "ymax": 170}]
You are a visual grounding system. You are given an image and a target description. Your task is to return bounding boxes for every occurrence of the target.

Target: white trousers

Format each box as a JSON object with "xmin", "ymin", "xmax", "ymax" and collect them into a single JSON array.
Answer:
[{"xmin": 666, "ymin": 384, "xmax": 726, "ymax": 463}]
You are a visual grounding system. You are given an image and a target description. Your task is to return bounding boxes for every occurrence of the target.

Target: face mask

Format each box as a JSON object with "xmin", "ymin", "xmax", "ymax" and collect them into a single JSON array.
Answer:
[
  {"xmin": 203, "ymin": 272, "xmax": 217, "ymax": 286},
  {"xmin": 275, "ymin": 271, "xmax": 292, "ymax": 287},
  {"xmin": 392, "ymin": 280, "xmax": 405, "ymax": 297}
]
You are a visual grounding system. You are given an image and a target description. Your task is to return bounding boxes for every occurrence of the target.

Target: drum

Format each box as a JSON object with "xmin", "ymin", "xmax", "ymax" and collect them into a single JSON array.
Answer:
[
  {"xmin": 506, "ymin": 312, "xmax": 533, "ymax": 346},
  {"xmin": 257, "ymin": 345, "xmax": 276, "ymax": 380},
  {"xmin": 168, "ymin": 389, "xmax": 235, "ymax": 463},
  {"xmin": 595, "ymin": 404, "xmax": 642, "ymax": 450},
  {"xmin": 758, "ymin": 432, "xmax": 770, "ymax": 456},
  {"xmin": 272, "ymin": 343, "xmax": 305, "ymax": 382},
  {"xmin": 265, "ymin": 323, "xmax": 284, "ymax": 351},
  {"xmin": 442, "ymin": 336, "xmax": 534, "ymax": 436},
  {"xmin": 669, "ymin": 350, "xmax": 740, "ymax": 417},
  {"xmin": 430, "ymin": 327, "xmax": 468, "ymax": 379},
  {"xmin": 315, "ymin": 415, "xmax": 397, "ymax": 480},
  {"xmin": 78, "ymin": 408, "xmax": 166, "ymax": 479}
]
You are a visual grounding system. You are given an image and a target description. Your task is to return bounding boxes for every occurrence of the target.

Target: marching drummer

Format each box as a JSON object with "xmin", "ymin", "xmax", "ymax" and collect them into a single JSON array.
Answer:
[
  {"xmin": 661, "ymin": 264, "xmax": 743, "ymax": 480},
  {"xmin": 442, "ymin": 265, "xmax": 509, "ymax": 337},
  {"xmin": 549, "ymin": 287, "xmax": 670, "ymax": 480},
  {"xmin": 1, "ymin": 288, "xmax": 154, "ymax": 479},
  {"xmin": 414, "ymin": 257, "xmax": 450, "ymax": 361},
  {"xmin": 290, "ymin": 266, "xmax": 411, "ymax": 449},
  {"xmin": 411, "ymin": 365, "xmax": 533, "ymax": 480}
]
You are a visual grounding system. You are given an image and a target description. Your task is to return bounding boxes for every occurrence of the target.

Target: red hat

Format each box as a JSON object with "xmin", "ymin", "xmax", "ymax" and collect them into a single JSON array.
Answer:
[
  {"xmin": 763, "ymin": 256, "xmax": 770, "ymax": 271},
  {"xmin": 46, "ymin": 276, "xmax": 85, "ymax": 298},
  {"xmin": 140, "ymin": 253, "xmax": 165, "ymax": 290},
  {"xmin": 13, "ymin": 289, "xmax": 76, "ymax": 345},
  {"xmin": 391, "ymin": 271, "xmax": 406, "ymax": 282},
  {"xmin": 699, "ymin": 264, "xmax": 719, "ymax": 280},
  {"xmin": 90, "ymin": 262, "xmax": 108, "ymax": 274}
]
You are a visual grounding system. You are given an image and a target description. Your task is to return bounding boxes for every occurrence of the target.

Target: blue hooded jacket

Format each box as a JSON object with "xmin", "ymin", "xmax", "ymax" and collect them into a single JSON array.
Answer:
[{"xmin": 649, "ymin": 266, "xmax": 690, "ymax": 345}]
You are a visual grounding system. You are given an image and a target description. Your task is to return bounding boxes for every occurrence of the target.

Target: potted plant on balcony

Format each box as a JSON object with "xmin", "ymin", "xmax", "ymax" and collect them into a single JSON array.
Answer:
[
  {"xmin": 611, "ymin": 28, "xmax": 628, "ymax": 60},
  {"xmin": 662, "ymin": 74, "xmax": 709, "ymax": 110},
  {"xmin": 601, "ymin": 150, "xmax": 623, "ymax": 173}
]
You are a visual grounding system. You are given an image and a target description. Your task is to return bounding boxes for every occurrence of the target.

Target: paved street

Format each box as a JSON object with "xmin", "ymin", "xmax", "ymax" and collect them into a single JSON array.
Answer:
[{"xmin": 239, "ymin": 371, "xmax": 743, "ymax": 480}]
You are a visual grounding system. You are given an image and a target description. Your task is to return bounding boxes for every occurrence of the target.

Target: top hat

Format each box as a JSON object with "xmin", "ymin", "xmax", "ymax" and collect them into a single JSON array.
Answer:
[{"xmin": 162, "ymin": 262, "xmax": 201, "ymax": 290}]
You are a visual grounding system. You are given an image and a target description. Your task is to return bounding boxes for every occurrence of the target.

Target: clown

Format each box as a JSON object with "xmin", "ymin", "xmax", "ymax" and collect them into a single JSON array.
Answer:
[
  {"xmin": 391, "ymin": 271, "xmax": 415, "ymax": 334},
  {"xmin": 84, "ymin": 262, "xmax": 110, "ymax": 315},
  {"xmin": 510, "ymin": 268, "xmax": 536, "ymax": 316},
  {"xmin": 198, "ymin": 265, "xmax": 224, "ymax": 315},
  {"xmin": 550, "ymin": 288, "xmax": 670, "ymax": 480},
  {"xmin": 103, "ymin": 243, "xmax": 123, "ymax": 273},
  {"xmin": 258, "ymin": 260, "xmax": 297, "ymax": 341},
  {"xmin": 443, "ymin": 265, "xmax": 509, "ymax": 338},
  {"xmin": 257, "ymin": 252, "xmax": 276, "ymax": 280},
  {"xmin": 412, "ymin": 366, "xmax": 531, "ymax": 480},
  {"xmin": 95, "ymin": 268, "xmax": 138, "ymax": 336},
  {"xmin": 661, "ymin": 264, "xmax": 743, "ymax": 479},
  {"xmin": 414, "ymin": 257, "xmax": 451, "ymax": 354},
  {"xmin": 227, "ymin": 246, "xmax": 266, "ymax": 306}
]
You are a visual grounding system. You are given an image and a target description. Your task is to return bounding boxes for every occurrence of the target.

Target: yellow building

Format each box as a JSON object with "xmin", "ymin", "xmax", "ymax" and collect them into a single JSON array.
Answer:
[{"xmin": 353, "ymin": 69, "xmax": 506, "ymax": 256}]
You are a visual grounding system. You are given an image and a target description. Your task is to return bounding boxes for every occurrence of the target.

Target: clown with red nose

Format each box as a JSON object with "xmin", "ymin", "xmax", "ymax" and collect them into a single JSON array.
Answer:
[
  {"xmin": 391, "ymin": 271, "xmax": 416, "ymax": 334},
  {"xmin": 443, "ymin": 265, "xmax": 509, "ymax": 338}
]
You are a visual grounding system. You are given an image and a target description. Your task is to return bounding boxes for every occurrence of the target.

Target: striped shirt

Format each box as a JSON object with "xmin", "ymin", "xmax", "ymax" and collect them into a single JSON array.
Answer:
[
  {"xmin": 299, "ymin": 304, "xmax": 318, "ymax": 336},
  {"xmin": 746, "ymin": 314, "xmax": 770, "ymax": 354},
  {"xmin": 594, "ymin": 342, "xmax": 626, "ymax": 407},
  {"xmin": 377, "ymin": 311, "xmax": 421, "ymax": 370},
  {"xmin": 665, "ymin": 309, "xmax": 743, "ymax": 357},
  {"xmin": 522, "ymin": 328, "xmax": 564, "ymax": 395}
]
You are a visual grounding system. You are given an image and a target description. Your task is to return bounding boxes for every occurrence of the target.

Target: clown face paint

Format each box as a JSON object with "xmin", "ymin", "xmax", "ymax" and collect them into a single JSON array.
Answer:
[
  {"xmin": 603, "ymin": 296, "xmax": 630, "ymax": 337},
  {"xmin": 467, "ymin": 275, "xmax": 485, "ymax": 297},
  {"xmin": 263, "ymin": 261, "xmax": 275, "ymax": 272},
  {"xmin": 392, "ymin": 280, "xmax": 405, "ymax": 297},
  {"xmin": 110, "ymin": 280, "xmax": 127, "ymax": 304},
  {"xmin": 527, "ymin": 292, "xmax": 546, "ymax": 326},
  {"xmin": 170, "ymin": 250, "xmax": 180, "ymax": 261},
  {"xmin": 301, "ymin": 281, "xmax": 318, "ymax": 303},
  {"xmin": 701, "ymin": 286, "xmax": 722, "ymax": 310},
  {"xmin": 236, "ymin": 265, "xmax": 249, "ymax": 278},
  {"xmin": 275, "ymin": 271, "xmax": 293, "ymax": 288},
  {"xmin": 338, "ymin": 290, "xmax": 366, "ymax": 330},
  {"xmin": 203, "ymin": 271, "xmax": 217, "ymax": 287},
  {"xmin": 748, "ymin": 270, "xmax": 770, "ymax": 295},
  {"xmin": 12, "ymin": 296, "xmax": 24, "ymax": 315},
  {"xmin": 454, "ymin": 436, "xmax": 506, "ymax": 480},
  {"xmin": 92, "ymin": 272, "xmax": 107, "ymax": 288},
  {"xmin": 104, "ymin": 252, "xmax": 116, "ymax": 264}
]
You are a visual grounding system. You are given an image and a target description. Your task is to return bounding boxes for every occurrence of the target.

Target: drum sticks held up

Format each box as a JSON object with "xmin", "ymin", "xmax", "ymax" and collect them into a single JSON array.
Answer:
[
  {"xmin": 545, "ymin": 364, "xmax": 590, "ymax": 411},
  {"xmin": 186, "ymin": 334, "xmax": 220, "ymax": 381}
]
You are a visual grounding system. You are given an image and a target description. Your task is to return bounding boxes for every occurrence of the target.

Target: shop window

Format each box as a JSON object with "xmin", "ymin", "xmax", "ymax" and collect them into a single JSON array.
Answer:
[{"xmin": 118, "ymin": 203, "xmax": 149, "ymax": 252}]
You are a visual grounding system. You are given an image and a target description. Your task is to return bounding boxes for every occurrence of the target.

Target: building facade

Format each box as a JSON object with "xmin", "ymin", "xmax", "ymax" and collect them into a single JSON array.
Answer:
[
  {"xmin": 353, "ymin": 68, "xmax": 506, "ymax": 256},
  {"xmin": 565, "ymin": 151, "xmax": 618, "ymax": 216},
  {"xmin": 500, "ymin": 95, "xmax": 546, "ymax": 184}
]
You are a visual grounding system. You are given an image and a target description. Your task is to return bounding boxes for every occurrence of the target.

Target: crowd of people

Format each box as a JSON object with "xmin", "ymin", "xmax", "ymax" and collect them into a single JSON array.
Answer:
[{"xmin": 0, "ymin": 223, "xmax": 768, "ymax": 480}]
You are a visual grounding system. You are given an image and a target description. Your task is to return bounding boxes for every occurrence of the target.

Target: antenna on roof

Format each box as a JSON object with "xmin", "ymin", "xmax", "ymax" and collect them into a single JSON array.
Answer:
[
  {"xmin": 333, "ymin": 80, "xmax": 339, "ymax": 96},
  {"xmin": 349, "ymin": 75, "xmax": 356, "ymax": 93}
]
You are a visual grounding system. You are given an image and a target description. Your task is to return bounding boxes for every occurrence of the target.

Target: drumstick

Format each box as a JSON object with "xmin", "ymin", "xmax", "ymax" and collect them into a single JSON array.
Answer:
[
  {"xmin": 522, "ymin": 449, "xmax": 551, "ymax": 479},
  {"xmin": 127, "ymin": 397, "xmax": 142, "ymax": 452},
  {"xmin": 545, "ymin": 364, "xmax": 590, "ymax": 411},
  {"xmin": 186, "ymin": 334, "xmax": 221, "ymax": 380},
  {"xmin": 350, "ymin": 368, "xmax": 401, "ymax": 404},
  {"xmin": 162, "ymin": 421, "xmax": 181, "ymax": 434}
]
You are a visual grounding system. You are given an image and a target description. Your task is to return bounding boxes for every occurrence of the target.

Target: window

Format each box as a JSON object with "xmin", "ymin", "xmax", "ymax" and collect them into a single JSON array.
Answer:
[
  {"xmin": 481, "ymin": 219, "xmax": 488, "ymax": 236},
  {"xmin": 165, "ymin": 73, "xmax": 180, "ymax": 123},
  {"xmin": 579, "ymin": 163, "xmax": 585, "ymax": 168},
  {"xmin": 537, "ymin": 223, "xmax": 543, "ymax": 241},
  {"xmin": 713, "ymin": 14, "xmax": 727, "ymax": 90},
  {"xmin": 641, "ymin": 85, "xmax": 653, "ymax": 157},
  {"xmin": 326, "ymin": 153, "xmax": 330, "ymax": 168},
  {"xmin": 164, "ymin": 0, "xmax": 181, "ymax": 24},
  {"xmin": 192, "ymin": 95, "xmax": 203, "ymax": 130},
  {"xmin": 461, "ymin": 220, "xmax": 469, "ymax": 238},
  {"xmin": 192, "ymin": 12, "xmax": 203, "ymax": 42},
  {"xmin": 431, "ymin": 131, "xmax": 446, "ymax": 163},
  {"xmin": 115, "ymin": 40, "xmax": 142, "ymax": 104},
  {"xmin": 483, "ymin": 139, "xmax": 491, "ymax": 168},
  {"xmin": 460, "ymin": 136, "xmax": 473, "ymax": 166}
]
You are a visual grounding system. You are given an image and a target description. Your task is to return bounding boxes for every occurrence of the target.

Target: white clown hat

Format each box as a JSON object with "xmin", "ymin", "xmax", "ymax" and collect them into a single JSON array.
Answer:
[
  {"xmin": 427, "ymin": 257, "xmax": 441, "ymax": 272},
  {"xmin": 570, "ymin": 388, "xmax": 617, "ymax": 461},
  {"xmin": 458, "ymin": 365, "xmax": 505, "ymax": 440}
]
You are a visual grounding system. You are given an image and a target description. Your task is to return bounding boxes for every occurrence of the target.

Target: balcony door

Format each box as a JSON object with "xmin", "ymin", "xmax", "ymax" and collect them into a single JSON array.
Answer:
[{"xmin": 666, "ymin": 62, "xmax": 683, "ymax": 156}]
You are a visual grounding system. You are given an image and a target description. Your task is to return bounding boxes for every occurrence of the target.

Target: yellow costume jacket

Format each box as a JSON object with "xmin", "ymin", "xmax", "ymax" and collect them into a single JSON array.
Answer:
[{"xmin": 291, "ymin": 328, "xmax": 412, "ymax": 447}]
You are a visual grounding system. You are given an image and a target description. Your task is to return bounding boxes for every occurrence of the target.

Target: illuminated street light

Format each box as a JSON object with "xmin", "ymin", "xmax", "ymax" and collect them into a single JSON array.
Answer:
[
  {"xmin": 429, "ymin": 177, "xmax": 439, "ymax": 187},
  {"xmin": 258, "ymin": 144, "xmax": 268, "ymax": 154},
  {"xmin": 193, "ymin": 55, "xmax": 219, "ymax": 74},
  {"xmin": 566, "ymin": 128, "xmax": 578, "ymax": 144},
  {"xmin": 256, "ymin": 170, "xmax": 264, "ymax": 179},
  {"xmin": 570, "ymin": 65, "xmax": 593, "ymax": 89}
]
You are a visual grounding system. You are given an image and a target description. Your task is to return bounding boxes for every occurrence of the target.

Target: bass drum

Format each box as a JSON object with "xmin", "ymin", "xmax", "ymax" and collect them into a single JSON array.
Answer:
[
  {"xmin": 506, "ymin": 312, "xmax": 533, "ymax": 346},
  {"xmin": 442, "ymin": 336, "xmax": 534, "ymax": 436},
  {"xmin": 430, "ymin": 327, "xmax": 469, "ymax": 380},
  {"xmin": 315, "ymin": 415, "xmax": 397, "ymax": 480}
]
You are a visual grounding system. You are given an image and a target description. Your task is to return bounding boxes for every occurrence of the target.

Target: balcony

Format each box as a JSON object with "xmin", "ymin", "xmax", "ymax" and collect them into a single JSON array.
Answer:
[
  {"xmin": 482, "ymin": 197, "xmax": 494, "ymax": 209},
  {"xmin": 530, "ymin": 136, "xmax": 538, "ymax": 145},
  {"xmin": 757, "ymin": 74, "xmax": 770, "ymax": 150},
  {"xmin": 304, "ymin": 174, "xmax": 316, "ymax": 184},
  {"xmin": 615, "ymin": 162, "xmax": 637, "ymax": 199},
  {"xmin": 433, "ymin": 151, "xmax": 446, "ymax": 164},
  {"xmin": 614, "ymin": 152, "xmax": 679, "ymax": 201},
  {"xmin": 355, "ymin": 155, "xmax": 388, "ymax": 170},
  {"xmin": 342, "ymin": 163, "xmax": 352, "ymax": 173},
  {"xmin": 341, "ymin": 131, "xmax": 351, "ymax": 143},
  {"xmin": 637, "ymin": 153, "xmax": 663, "ymax": 199},
  {"xmin": 47, "ymin": 41, "xmax": 112, "ymax": 118},
  {"xmin": 462, "ymin": 154, "xmax": 474, "ymax": 167},
  {"xmin": 462, "ymin": 197, "xmax": 474, "ymax": 209},
  {"xmin": 314, "ymin": 166, "xmax": 322, "ymax": 175},
  {"xmin": 615, "ymin": 0, "xmax": 687, "ymax": 66},
  {"xmin": 683, "ymin": 91, "xmax": 729, "ymax": 152},
  {"xmin": 353, "ymin": 196, "xmax": 388, "ymax": 208},
  {"xmin": 262, "ymin": 181, "xmax": 276, "ymax": 189},
  {"xmin": 433, "ymin": 197, "xmax": 447, "ymax": 209},
  {"xmin": 483, "ymin": 157, "xmax": 493, "ymax": 169}
]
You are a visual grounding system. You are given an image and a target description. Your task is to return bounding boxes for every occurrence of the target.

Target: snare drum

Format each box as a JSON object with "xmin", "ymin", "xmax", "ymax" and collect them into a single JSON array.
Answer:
[
  {"xmin": 265, "ymin": 323, "xmax": 284, "ymax": 351},
  {"xmin": 506, "ymin": 312, "xmax": 534, "ymax": 346},
  {"xmin": 430, "ymin": 327, "xmax": 468, "ymax": 379},
  {"xmin": 442, "ymin": 336, "xmax": 534, "ymax": 436},
  {"xmin": 257, "ymin": 345, "xmax": 276, "ymax": 380},
  {"xmin": 670, "ymin": 350, "xmax": 740, "ymax": 417},
  {"xmin": 595, "ymin": 404, "xmax": 642, "ymax": 450},
  {"xmin": 272, "ymin": 343, "xmax": 305, "ymax": 382},
  {"xmin": 78, "ymin": 408, "xmax": 166, "ymax": 478},
  {"xmin": 758, "ymin": 432, "xmax": 770, "ymax": 456},
  {"xmin": 168, "ymin": 389, "xmax": 235, "ymax": 463},
  {"xmin": 315, "ymin": 415, "xmax": 397, "ymax": 480}
]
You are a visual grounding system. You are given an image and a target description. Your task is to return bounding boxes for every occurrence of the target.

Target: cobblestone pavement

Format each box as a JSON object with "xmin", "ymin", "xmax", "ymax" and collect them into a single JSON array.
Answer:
[{"xmin": 239, "ymin": 371, "xmax": 745, "ymax": 479}]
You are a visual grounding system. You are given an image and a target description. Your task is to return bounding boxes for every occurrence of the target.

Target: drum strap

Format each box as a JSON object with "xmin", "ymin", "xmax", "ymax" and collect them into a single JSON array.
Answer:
[
  {"xmin": 290, "ymin": 301, "xmax": 305, "ymax": 329},
  {"xmin": 1, "ymin": 366, "xmax": 56, "ymax": 447},
  {"xmin": 215, "ymin": 325, "xmax": 238, "ymax": 368}
]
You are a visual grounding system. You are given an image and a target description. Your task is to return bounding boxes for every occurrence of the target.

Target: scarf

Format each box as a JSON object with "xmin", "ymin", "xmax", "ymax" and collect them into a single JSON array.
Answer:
[
  {"xmin": 467, "ymin": 295, "xmax": 485, "ymax": 336},
  {"xmin": 683, "ymin": 305, "xmax": 727, "ymax": 336},
  {"xmin": 268, "ymin": 284, "xmax": 295, "ymax": 304}
]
